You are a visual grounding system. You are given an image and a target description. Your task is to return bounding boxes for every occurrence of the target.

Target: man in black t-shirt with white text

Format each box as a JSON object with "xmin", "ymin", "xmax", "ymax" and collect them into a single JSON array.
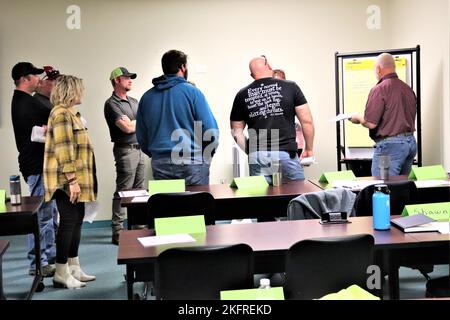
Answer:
[{"xmin": 230, "ymin": 56, "xmax": 315, "ymax": 183}]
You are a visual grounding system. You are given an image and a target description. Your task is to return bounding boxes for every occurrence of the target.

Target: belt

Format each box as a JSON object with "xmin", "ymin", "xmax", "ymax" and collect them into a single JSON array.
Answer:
[
  {"xmin": 375, "ymin": 132, "xmax": 413, "ymax": 143},
  {"xmin": 114, "ymin": 143, "xmax": 140, "ymax": 150}
]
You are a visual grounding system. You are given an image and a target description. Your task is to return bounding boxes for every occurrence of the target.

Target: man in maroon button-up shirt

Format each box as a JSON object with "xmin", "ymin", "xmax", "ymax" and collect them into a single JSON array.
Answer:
[{"xmin": 350, "ymin": 53, "xmax": 417, "ymax": 177}]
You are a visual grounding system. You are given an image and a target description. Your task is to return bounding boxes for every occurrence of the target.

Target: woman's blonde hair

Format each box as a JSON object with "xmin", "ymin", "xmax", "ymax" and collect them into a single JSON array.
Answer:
[{"xmin": 50, "ymin": 75, "xmax": 85, "ymax": 107}]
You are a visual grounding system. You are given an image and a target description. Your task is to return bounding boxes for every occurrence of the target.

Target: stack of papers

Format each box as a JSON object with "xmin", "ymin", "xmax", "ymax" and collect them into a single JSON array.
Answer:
[
  {"xmin": 414, "ymin": 180, "xmax": 450, "ymax": 188},
  {"xmin": 137, "ymin": 233, "xmax": 196, "ymax": 247},
  {"xmin": 118, "ymin": 190, "xmax": 149, "ymax": 197},
  {"xmin": 331, "ymin": 180, "xmax": 384, "ymax": 191}
]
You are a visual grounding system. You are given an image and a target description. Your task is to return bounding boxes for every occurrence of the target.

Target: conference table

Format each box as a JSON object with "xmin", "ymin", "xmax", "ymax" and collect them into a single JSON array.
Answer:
[
  {"xmin": 0, "ymin": 240, "xmax": 9, "ymax": 300},
  {"xmin": 120, "ymin": 180, "xmax": 323, "ymax": 229},
  {"xmin": 0, "ymin": 196, "xmax": 44, "ymax": 299},
  {"xmin": 310, "ymin": 175, "xmax": 450, "ymax": 203},
  {"xmin": 117, "ymin": 216, "xmax": 449, "ymax": 300}
]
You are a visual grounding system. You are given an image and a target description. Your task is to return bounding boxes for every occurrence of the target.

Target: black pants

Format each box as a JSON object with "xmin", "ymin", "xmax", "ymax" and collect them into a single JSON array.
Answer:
[{"xmin": 53, "ymin": 190, "xmax": 85, "ymax": 264}]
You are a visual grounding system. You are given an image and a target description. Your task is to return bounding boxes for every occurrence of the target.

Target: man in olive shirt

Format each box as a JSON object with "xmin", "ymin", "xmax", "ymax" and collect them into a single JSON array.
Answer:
[
  {"xmin": 350, "ymin": 53, "xmax": 417, "ymax": 176},
  {"xmin": 104, "ymin": 67, "xmax": 145, "ymax": 245}
]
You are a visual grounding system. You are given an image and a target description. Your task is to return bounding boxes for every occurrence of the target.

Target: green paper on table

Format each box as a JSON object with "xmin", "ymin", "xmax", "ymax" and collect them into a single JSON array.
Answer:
[
  {"xmin": 220, "ymin": 287, "xmax": 285, "ymax": 300},
  {"xmin": 319, "ymin": 170, "xmax": 356, "ymax": 184},
  {"xmin": 0, "ymin": 189, "xmax": 5, "ymax": 204},
  {"xmin": 401, "ymin": 202, "xmax": 450, "ymax": 222},
  {"xmin": 154, "ymin": 215, "xmax": 206, "ymax": 236},
  {"xmin": 230, "ymin": 176, "xmax": 269, "ymax": 189},
  {"xmin": 408, "ymin": 165, "xmax": 447, "ymax": 180},
  {"xmin": 319, "ymin": 285, "xmax": 380, "ymax": 300},
  {"xmin": 148, "ymin": 179, "xmax": 185, "ymax": 196}
]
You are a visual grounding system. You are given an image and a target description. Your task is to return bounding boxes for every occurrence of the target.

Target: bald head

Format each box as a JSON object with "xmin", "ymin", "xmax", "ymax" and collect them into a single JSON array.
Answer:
[
  {"xmin": 249, "ymin": 56, "xmax": 273, "ymax": 80},
  {"xmin": 375, "ymin": 53, "xmax": 396, "ymax": 80}
]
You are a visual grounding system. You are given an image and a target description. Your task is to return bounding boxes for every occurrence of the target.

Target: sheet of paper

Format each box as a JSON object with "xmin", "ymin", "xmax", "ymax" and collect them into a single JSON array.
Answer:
[
  {"xmin": 329, "ymin": 113, "xmax": 357, "ymax": 122},
  {"xmin": 332, "ymin": 179, "xmax": 384, "ymax": 191},
  {"xmin": 118, "ymin": 190, "xmax": 149, "ymax": 197},
  {"xmin": 414, "ymin": 180, "xmax": 450, "ymax": 188},
  {"xmin": 131, "ymin": 196, "xmax": 150, "ymax": 203},
  {"xmin": 31, "ymin": 126, "xmax": 46, "ymax": 143},
  {"xmin": 433, "ymin": 222, "xmax": 450, "ymax": 234},
  {"xmin": 137, "ymin": 233, "xmax": 196, "ymax": 247},
  {"xmin": 83, "ymin": 201, "xmax": 98, "ymax": 223}
]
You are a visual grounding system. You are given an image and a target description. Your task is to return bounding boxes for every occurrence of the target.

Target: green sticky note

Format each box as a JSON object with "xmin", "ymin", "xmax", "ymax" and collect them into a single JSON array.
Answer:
[
  {"xmin": 220, "ymin": 287, "xmax": 285, "ymax": 300},
  {"xmin": 401, "ymin": 202, "xmax": 450, "ymax": 222},
  {"xmin": 154, "ymin": 215, "xmax": 206, "ymax": 236},
  {"xmin": 148, "ymin": 179, "xmax": 185, "ymax": 196},
  {"xmin": 0, "ymin": 189, "xmax": 5, "ymax": 204},
  {"xmin": 319, "ymin": 170, "xmax": 356, "ymax": 183},
  {"xmin": 408, "ymin": 165, "xmax": 447, "ymax": 180},
  {"xmin": 230, "ymin": 176, "xmax": 269, "ymax": 189}
]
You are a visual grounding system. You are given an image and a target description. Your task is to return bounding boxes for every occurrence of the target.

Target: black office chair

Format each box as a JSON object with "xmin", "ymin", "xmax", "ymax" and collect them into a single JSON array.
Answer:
[
  {"xmin": 133, "ymin": 192, "xmax": 216, "ymax": 299},
  {"xmin": 353, "ymin": 180, "xmax": 419, "ymax": 216},
  {"xmin": 146, "ymin": 192, "xmax": 216, "ymax": 228},
  {"xmin": 155, "ymin": 244, "xmax": 254, "ymax": 300},
  {"xmin": 285, "ymin": 234, "xmax": 375, "ymax": 300},
  {"xmin": 353, "ymin": 181, "xmax": 433, "ymax": 282}
]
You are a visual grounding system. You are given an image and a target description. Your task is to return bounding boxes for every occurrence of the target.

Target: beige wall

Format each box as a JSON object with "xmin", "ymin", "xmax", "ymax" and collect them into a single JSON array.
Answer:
[{"xmin": 0, "ymin": 0, "xmax": 447, "ymax": 222}]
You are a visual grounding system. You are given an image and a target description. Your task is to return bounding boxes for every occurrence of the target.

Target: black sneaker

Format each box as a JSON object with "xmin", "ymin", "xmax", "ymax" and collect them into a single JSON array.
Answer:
[{"xmin": 112, "ymin": 233, "xmax": 120, "ymax": 245}]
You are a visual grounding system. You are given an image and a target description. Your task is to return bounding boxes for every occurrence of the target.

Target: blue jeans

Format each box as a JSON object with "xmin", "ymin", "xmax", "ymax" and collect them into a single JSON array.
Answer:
[
  {"xmin": 371, "ymin": 135, "xmax": 417, "ymax": 176},
  {"xmin": 26, "ymin": 174, "xmax": 58, "ymax": 269},
  {"xmin": 249, "ymin": 151, "xmax": 305, "ymax": 184},
  {"xmin": 151, "ymin": 157, "xmax": 210, "ymax": 186}
]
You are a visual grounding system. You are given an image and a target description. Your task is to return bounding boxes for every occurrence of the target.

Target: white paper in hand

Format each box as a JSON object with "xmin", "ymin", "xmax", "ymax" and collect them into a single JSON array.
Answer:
[
  {"xmin": 329, "ymin": 113, "xmax": 357, "ymax": 122},
  {"xmin": 300, "ymin": 157, "xmax": 315, "ymax": 166},
  {"xmin": 31, "ymin": 126, "xmax": 46, "ymax": 143}
]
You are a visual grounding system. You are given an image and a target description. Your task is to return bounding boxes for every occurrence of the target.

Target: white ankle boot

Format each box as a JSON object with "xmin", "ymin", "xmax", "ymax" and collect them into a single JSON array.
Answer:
[
  {"xmin": 68, "ymin": 257, "xmax": 96, "ymax": 282},
  {"xmin": 53, "ymin": 263, "xmax": 86, "ymax": 289}
]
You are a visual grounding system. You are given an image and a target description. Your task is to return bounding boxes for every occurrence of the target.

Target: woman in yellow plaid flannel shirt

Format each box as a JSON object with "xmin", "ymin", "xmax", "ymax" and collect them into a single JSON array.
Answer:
[{"xmin": 44, "ymin": 75, "xmax": 97, "ymax": 289}]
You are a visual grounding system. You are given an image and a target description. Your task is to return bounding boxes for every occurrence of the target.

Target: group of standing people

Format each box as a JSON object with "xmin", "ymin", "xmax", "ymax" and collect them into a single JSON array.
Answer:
[{"xmin": 9, "ymin": 50, "xmax": 417, "ymax": 290}]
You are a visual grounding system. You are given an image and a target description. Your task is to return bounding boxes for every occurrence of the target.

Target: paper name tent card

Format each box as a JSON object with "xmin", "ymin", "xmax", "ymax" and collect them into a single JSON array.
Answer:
[
  {"xmin": 148, "ymin": 179, "xmax": 185, "ymax": 196},
  {"xmin": 319, "ymin": 170, "xmax": 356, "ymax": 184},
  {"xmin": 154, "ymin": 215, "xmax": 206, "ymax": 236},
  {"xmin": 230, "ymin": 175, "xmax": 269, "ymax": 189},
  {"xmin": 0, "ymin": 189, "xmax": 5, "ymax": 204},
  {"xmin": 408, "ymin": 165, "xmax": 448, "ymax": 180},
  {"xmin": 401, "ymin": 202, "xmax": 450, "ymax": 222},
  {"xmin": 391, "ymin": 214, "xmax": 437, "ymax": 233},
  {"xmin": 221, "ymin": 287, "xmax": 285, "ymax": 300}
]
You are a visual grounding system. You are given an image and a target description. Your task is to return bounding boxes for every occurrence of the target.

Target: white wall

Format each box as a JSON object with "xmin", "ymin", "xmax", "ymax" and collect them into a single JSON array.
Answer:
[
  {"xmin": 385, "ymin": 0, "xmax": 449, "ymax": 170},
  {"xmin": 0, "ymin": 0, "xmax": 447, "ymax": 221}
]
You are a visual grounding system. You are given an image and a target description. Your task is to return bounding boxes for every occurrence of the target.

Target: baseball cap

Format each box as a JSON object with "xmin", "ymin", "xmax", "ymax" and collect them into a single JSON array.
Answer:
[
  {"xmin": 43, "ymin": 66, "xmax": 61, "ymax": 80},
  {"xmin": 110, "ymin": 67, "xmax": 137, "ymax": 80},
  {"xmin": 11, "ymin": 62, "xmax": 44, "ymax": 80}
]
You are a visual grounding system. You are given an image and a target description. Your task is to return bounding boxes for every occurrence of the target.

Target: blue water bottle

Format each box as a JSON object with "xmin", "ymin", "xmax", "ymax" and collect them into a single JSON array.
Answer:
[{"xmin": 372, "ymin": 184, "xmax": 390, "ymax": 230}]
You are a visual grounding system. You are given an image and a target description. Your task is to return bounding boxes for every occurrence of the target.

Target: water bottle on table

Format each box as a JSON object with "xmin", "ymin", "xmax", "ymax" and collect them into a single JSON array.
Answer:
[
  {"xmin": 9, "ymin": 175, "xmax": 22, "ymax": 205},
  {"xmin": 372, "ymin": 184, "xmax": 390, "ymax": 230}
]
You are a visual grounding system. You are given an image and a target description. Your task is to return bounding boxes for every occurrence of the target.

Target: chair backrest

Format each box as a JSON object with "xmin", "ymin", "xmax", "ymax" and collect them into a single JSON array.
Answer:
[
  {"xmin": 155, "ymin": 243, "xmax": 254, "ymax": 300},
  {"xmin": 287, "ymin": 188, "xmax": 356, "ymax": 220},
  {"xmin": 353, "ymin": 180, "xmax": 419, "ymax": 216},
  {"xmin": 146, "ymin": 192, "xmax": 215, "ymax": 228},
  {"xmin": 285, "ymin": 234, "xmax": 375, "ymax": 300}
]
